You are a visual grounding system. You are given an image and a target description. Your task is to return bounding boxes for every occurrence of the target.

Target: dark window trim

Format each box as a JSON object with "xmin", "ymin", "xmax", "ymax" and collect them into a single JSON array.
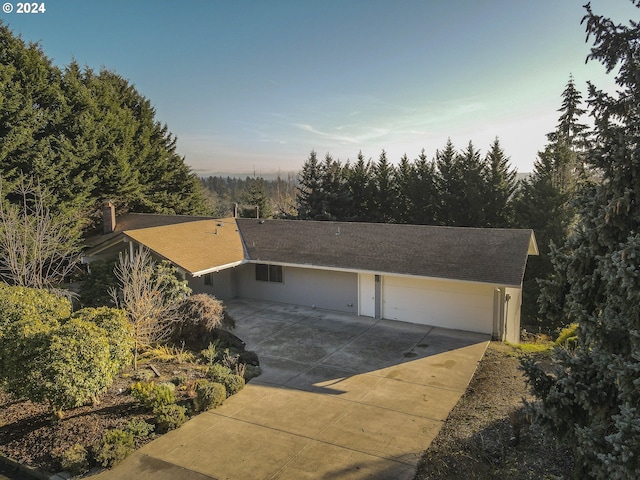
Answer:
[{"xmin": 255, "ymin": 263, "xmax": 283, "ymax": 283}]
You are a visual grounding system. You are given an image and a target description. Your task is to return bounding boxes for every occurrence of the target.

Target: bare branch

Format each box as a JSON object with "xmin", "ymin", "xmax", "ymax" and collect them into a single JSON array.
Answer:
[{"xmin": 0, "ymin": 176, "xmax": 82, "ymax": 289}]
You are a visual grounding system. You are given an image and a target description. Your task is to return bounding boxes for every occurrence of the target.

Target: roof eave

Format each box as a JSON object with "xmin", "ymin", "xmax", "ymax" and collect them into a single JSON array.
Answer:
[{"xmin": 192, "ymin": 260, "xmax": 247, "ymax": 277}]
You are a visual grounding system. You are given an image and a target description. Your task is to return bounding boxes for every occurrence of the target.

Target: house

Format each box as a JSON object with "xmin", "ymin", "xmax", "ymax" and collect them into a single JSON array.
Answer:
[{"xmin": 83, "ymin": 203, "xmax": 538, "ymax": 343}]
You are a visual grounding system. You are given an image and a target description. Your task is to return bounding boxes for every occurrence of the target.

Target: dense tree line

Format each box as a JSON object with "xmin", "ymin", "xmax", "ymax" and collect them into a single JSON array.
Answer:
[
  {"xmin": 0, "ymin": 22, "xmax": 207, "ymax": 225},
  {"xmin": 297, "ymin": 139, "xmax": 518, "ymax": 228},
  {"xmin": 200, "ymin": 174, "xmax": 297, "ymax": 218}
]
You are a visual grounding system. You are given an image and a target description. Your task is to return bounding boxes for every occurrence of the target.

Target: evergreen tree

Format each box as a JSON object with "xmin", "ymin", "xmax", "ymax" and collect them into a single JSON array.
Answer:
[
  {"xmin": 343, "ymin": 151, "xmax": 373, "ymax": 221},
  {"xmin": 484, "ymin": 138, "xmax": 517, "ymax": 228},
  {"xmin": 514, "ymin": 149, "xmax": 572, "ymax": 327},
  {"xmin": 393, "ymin": 154, "xmax": 415, "ymax": 223},
  {"xmin": 524, "ymin": 4, "xmax": 640, "ymax": 478},
  {"xmin": 297, "ymin": 150, "xmax": 326, "ymax": 220},
  {"xmin": 320, "ymin": 154, "xmax": 351, "ymax": 220},
  {"xmin": 434, "ymin": 139, "xmax": 459, "ymax": 225},
  {"xmin": 409, "ymin": 149, "xmax": 438, "ymax": 225},
  {"xmin": 514, "ymin": 78, "xmax": 587, "ymax": 328},
  {"xmin": 370, "ymin": 150, "xmax": 396, "ymax": 223},
  {"xmin": 548, "ymin": 75, "xmax": 589, "ymax": 196},
  {"xmin": 240, "ymin": 178, "xmax": 271, "ymax": 218},
  {"xmin": 0, "ymin": 23, "xmax": 207, "ymax": 223},
  {"xmin": 436, "ymin": 140, "xmax": 486, "ymax": 226}
]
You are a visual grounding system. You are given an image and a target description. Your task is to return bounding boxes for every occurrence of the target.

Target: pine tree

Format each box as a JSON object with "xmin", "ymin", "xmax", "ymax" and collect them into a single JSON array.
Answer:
[
  {"xmin": 409, "ymin": 149, "xmax": 438, "ymax": 225},
  {"xmin": 240, "ymin": 178, "xmax": 271, "ymax": 218},
  {"xmin": 514, "ymin": 149, "xmax": 571, "ymax": 328},
  {"xmin": 523, "ymin": 4, "xmax": 640, "ymax": 478},
  {"xmin": 370, "ymin": 150, "xmax": 396, "ymax": 223},
  {"xmin": 484, "ymin": 138, "xmax": 517, "ymax": 228},
  {"xmin": 297, "ymin": 150, "xmax": 326, "ymax": 220},
  {"xmin": 320, "ymin": 154, "xmax": 351, "ymax": 220},
  {"xmin": 434, "ymin": 138, "xmax": 459, "ymax": 226},
  {"xmin": 436, "ymin": 140, "xmax": 487, "ymax": 226},
  {"xmin": 393, "ymin": 154, "xmax": 415, "ymax": 223},
  {"xmin": 343, "ymin": 151, "xmax": 373, "ymax": 221}
]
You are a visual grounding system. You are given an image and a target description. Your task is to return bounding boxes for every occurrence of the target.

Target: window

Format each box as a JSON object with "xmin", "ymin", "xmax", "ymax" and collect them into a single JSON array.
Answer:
[
  {"xmin": 255, "ymin": 264, "xmax": 269, "ymax": 282},
  {"xmin": 255, "ymin": 264, "xmax": 283, "ymax": 283},
  {"xmin": 269, "ymin": 264, "xmax": 283, "ymax": 283},
  {"xmin": 204, "ymin": 273, "xmax": 213, "ymax": 286}
]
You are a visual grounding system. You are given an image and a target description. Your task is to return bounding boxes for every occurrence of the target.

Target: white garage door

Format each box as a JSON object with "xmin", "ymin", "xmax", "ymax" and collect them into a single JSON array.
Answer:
[{"xmin": 382, "ymin": 275, "xmax": 495, "ymax": 334}]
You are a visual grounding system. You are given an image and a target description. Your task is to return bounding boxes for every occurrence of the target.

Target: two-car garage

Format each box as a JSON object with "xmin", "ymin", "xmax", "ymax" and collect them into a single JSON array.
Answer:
[{"xmin": 359, "ymin": 273, "xmax": 499, "ymax": 338}]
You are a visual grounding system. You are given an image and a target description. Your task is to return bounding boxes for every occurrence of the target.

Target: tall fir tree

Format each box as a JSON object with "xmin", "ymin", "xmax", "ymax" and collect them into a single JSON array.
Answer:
[
  {"xmin": 320, "ymin": 154, "xmax": 351, "ymax": 220},
  {"xmin": 343, "ymin": 151, "xmax": 373, "ymax": 221},
  {"xmin": 393, "ymin": 154, "xmax": 415, "ymax": 223},
  {"xmin": 240, "ymin": 178, "xmax": 271, "ymax": 218},
  {"xmin": 514, "ymin": 149, "xmax": 572, "ymax": 327},
  {"xmin": 436, "ymin": 140, "xmax": 487, "ymax": 227},
  {"xmin": 434, "ymin": 138, "xmax": 460, "ymax": 226},
  {"xmin": 370, "ymin": 150, "xmax": 396, "ymax": 223},
  {"xmin": 514, "ymin": 76, "xmax": 587, "ymax": 328},
  {"xmin": 297, "ymin": 150, "xmax": 326, "ymax": 220},
  {"xmin": 523, "ymin": 4, "xmax": 640, "ymax": 478},
  {"xmin": 409, "ymin": 149, "xmax": 438, "ymax": 225},
  {"xmin": 484, "ymin": 138, "xmax": 517, "ymax": 228}
]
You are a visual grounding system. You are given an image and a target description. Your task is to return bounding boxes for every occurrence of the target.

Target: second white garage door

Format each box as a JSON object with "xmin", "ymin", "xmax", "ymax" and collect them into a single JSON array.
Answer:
[{"xmin": 382, "ymin": 275, "xmax": 495, "ymax": 334}]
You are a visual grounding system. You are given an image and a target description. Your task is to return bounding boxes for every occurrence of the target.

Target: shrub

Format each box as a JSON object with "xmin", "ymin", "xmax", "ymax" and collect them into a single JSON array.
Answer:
[
  {"xmin": 132, "ymin": 369, "xmax": 156, "ymax": 382},
  {"xmin": 172, "ymin": 294, "xmax": 233, "ymax": 350},
  {"xmin": 208, "ymin": 363, "xmax": 232, "ymax": 383},
  {"xmin": 78, "ymin": 259, "xmax": 118, "ymax": 308},
  {"xmin": 70, "ymin": 307, "xmax": 134, "ymax": 372},
  {"xmin": 0, "ymin": 284, "xmax": 71, "ymax": 335},
  {"xmin": 555, "ymin": 323, "xmax": 579, "ymax": 348},
  {"xmin": 58, "ymin": 443, "xmax": 89, "ymax": 476},
  {"xmin": 194, "ymin": 381, "xmax": 226, "ymax": 412},
  {"xmin": 150, "ymin": 383, "xmax": 176, "ymax": 411},
  {"xmin": 93, "ymin": 429, "xmax": 134, "ymax": 468},
  {"xmin": 42, "ymin": 319, "xmax": 115, "ymax": 417},
  {"xmin": 245, "ymin": 365, "xmax": 262, "ymax": 381},
  {"xmin": 130, "ymin": 381, "xmax": 176, "ymax": 411},
  {"xmin": 200, "ymin": 340, "xmax": 221, "ymax": 366},
  {"xmin": 154, "ymin": 404, "xmax": 187, "ymax": 433},
  {"xmin": 124, "ymin": 418, "xmax": 155, "ymax": 440},
  {"xmin": 0, "ymin": 286, "xmax": 121, "ymax": 417},
  {"xmin": 0, "ymin": 285, "xmax": 68, "ymax": 380},
  {"xmin": 223, "ymin": 374, "xmax": 245, "ymax": 397},
  {"xmin": 130, "ymin": 381, "xmax": 156, "ymax": 406},
  {"xmin": 172, "ymin": 375, "xmax": 188, "ymax": 387}
]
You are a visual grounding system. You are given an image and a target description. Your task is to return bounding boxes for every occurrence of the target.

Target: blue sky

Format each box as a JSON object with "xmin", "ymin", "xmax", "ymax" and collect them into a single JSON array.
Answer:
[{"xmin": 2, "ymin": 0, "xmax": 637, "ymax": 176}]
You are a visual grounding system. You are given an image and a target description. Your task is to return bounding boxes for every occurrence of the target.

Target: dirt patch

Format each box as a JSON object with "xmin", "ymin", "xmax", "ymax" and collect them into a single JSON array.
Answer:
[{"xmin": 414, "ymin": 341, "xmax": 574, "ymax": 480}]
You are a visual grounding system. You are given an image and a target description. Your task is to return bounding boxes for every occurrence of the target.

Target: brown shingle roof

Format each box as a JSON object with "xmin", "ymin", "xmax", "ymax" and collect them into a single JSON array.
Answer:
[
  {"xmin": 123, "ymin": 218, "xmax": 245, "ymax": 275},
  {"xmin": 84, "ymin": 213, "xmax": 217, "ymax": 248},
  {"xmin": 235, "ymin": 219, "xmax": 537, "ymax": 287}
]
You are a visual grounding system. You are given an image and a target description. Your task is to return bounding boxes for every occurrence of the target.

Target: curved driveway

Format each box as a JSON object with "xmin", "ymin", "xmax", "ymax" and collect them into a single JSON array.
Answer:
[{"xmin": 95, "ymin": 300, "xmax": 489, "ymax": 480}]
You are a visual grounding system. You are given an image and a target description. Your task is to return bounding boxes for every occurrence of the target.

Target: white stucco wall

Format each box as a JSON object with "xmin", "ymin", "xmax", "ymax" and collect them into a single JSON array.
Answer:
[
  {"xmin": 236, "ymin": 264, "xmax": 358, "ymax": 314},
  {"xmin": 189, "ymin": 268, "xmax": 238, "ymax": 299},
  {"xmin": 382, "ymin": 275, "xmax": 496, "ymax": 334},
  {"xmin": 504, "ymin": 286, "xmax": 522, "ymax": 343}
]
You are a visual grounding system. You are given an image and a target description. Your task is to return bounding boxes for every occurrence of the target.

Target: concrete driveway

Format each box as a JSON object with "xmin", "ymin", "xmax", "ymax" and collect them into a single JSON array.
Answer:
[{"xmin": 95, "ymin": 300, "xmax": 489, "ymax": 480}]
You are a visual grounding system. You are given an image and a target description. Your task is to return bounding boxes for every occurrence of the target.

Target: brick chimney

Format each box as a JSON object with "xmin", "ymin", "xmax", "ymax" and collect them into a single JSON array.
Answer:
[{"xmin": 102, "ymin": 201, "xmax": 116, "ymax": 234}]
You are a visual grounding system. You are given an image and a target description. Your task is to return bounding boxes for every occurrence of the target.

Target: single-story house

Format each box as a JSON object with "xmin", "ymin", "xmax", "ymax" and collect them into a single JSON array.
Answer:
[{"xmin": 83, "ymin": 203, "xmax": 538, "ymax": 343}]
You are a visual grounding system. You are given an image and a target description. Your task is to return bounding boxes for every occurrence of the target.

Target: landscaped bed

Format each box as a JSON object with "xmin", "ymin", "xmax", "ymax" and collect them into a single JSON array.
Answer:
[{"xmin": 0, "ymin": 342, "xmax": 259, "ymax": 478}]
